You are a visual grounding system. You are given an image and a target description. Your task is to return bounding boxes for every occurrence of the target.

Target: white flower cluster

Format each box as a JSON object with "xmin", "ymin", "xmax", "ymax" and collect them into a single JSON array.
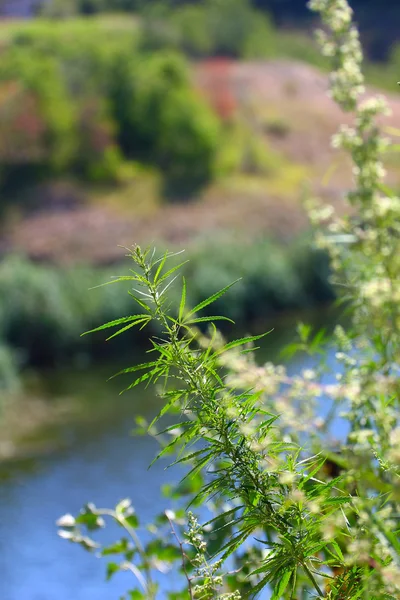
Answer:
[
  {"xmin": 186, "ymin": 512, "xmax": 242, "ymax": 599},
  {"xmin": 309, "ymin": 0, "xmax": 364, "ymax": 110}
]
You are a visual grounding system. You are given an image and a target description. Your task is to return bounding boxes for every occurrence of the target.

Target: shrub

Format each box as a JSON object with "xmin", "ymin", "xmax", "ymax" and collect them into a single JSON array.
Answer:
[
  {"xmin": 139, "ymin": 0, "xmax": 276, "ymax": 59},
  {"xmin": 181, "ymin": 236, "xmax": 333, "ymax": 321},
  {"xmin": 0, "ymin": 53, "xmax": 77, "ymax": 187},
  {"xmin": 0, "ymin": 236, "xmax": 332, "ymax": 366},
  {"xmin": 0, "ymin": 20, "xmax": 221, "ymax": 195},
  {"xmin": 109, "ymin": 51, "xmax": 221, "ymax": 194}
]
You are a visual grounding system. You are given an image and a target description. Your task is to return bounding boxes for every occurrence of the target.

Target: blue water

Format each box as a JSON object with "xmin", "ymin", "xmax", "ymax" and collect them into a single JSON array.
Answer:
[{"xmin": 0, "ymin": 317, "xmax": 344, "ymax": 600}]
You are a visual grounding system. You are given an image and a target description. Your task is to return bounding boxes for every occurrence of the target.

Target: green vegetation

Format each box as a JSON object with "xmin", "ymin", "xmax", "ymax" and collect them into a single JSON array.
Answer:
[
  {"xmin": 0, "ymin": 236, "xmax": 332, "ymax": 381},
  {"xmin": 0, "ymin": 19, "xmax": 220, "ymax": 197},
  {"xmin": 57, "ymin": 1, "xmax": 400, "ymax": 597},
  {"xmin": 1, "ymin": 0, "xmax": 399, "ymax": 208},
  {"xmin": 138, "ymin": 0, "xmax": 276, "ymax": 59}
]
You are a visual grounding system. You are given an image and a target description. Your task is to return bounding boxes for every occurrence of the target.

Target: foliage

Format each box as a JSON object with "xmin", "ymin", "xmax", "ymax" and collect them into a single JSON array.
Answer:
[
  {"xmin": 58, "ymin": 1, "xmax": 400, "ymax": 598},
  {"xmin": 0, "ymin": 236, "xmax": 330, "ymax": 368},
  {"xmin": 139, "ymin": 0, "xmax": 276, "ymax": 60},
  {"xmin": 39, "ymin": 0, "xmax": 400, "ymax": 61},
  {"xmin": 0, "ymin": 20, "xmax": 220, "ymax": 195},
  {"xmin": 108, "ymin": 51, "xmax": 221, "ymax": 194}
]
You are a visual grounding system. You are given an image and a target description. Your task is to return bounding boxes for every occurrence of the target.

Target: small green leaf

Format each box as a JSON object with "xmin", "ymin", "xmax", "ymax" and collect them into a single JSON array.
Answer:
[
  {"xmin": 127, "ymin": 591, "xmax": 146, "ymax": 599},
  {"xmin": 109, "ymin": 361, "xmax": 158, "ymax": 380},
  {"xmin": 121, "ymin": 369, "xmax": 160, "ymax": 394},
  {"xmin": 216, "ymin": 332, "xmax": 271, "ymax": 355},
  {"xmin": 153, "ymin": 251, "xmax": 169, "ymax": 283},
  {"xmin": 178, "ymin": 277, "xmax": 186, "ymax": 322},
  {"xmin": 102, "ymin": 538, "xmax": 130, "ymax": 556},
  {"xmin": 106, "ymin": 317, "xmax": 151, "ymax": 340},
  {"xmin": 185, "ymin": 316, "xmax": 235, "ymax": 325},
  {"xmin": 157, "ymin": 261, "xmax": 189, "ymax": 285},
  {"xmin": 124, "ymin": 514, "xmax": 139, "ymax": 529},
  {"xmin": 89, "ymin": 276, "xmax": 135, "ymax": 290},
  {"xmin": 106, "ymin": 562, "xmax": 120, "ymax": 581},
  {"xmin": 271, "ymin": 569, "xmax": 293, "ymax": 600},
  {"xmin": 81, "ymin": 315, "xmax": 147, "ymax": 337},
  {"xmin": 128, "ymin": 292, "xmax": 152, "ymax": 313},
  {"xmin": 186, "ymin": 279, "xmax": 241, "ymax": 319}
]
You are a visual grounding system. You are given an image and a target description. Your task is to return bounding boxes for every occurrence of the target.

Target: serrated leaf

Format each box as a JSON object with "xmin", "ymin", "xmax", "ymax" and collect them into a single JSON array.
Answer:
[
  {"xmin": 322, "ymin": 496, "xmax": 352, "ymax": 507},
  {"xmin": 148, "ymin": 391, "xmax": 182, "ymax": 429},
  {"xmin": 121, "ymin": 369, "xmax": 160, "ymax": 394},
  {"xmin": 271, "ymin": 569, "xmax": 293, "ymax": 600},
  {"xmin": 106, "ymin": 317, "xmax": 151, "ymax": 340},
  {"xmin": 185, "ymin": 316, "xmax": 235, "ymax": 325},
  {"xmin": 89, "ymin": 276, "xmax": 135, "ymax": 290},
  {"xmin": 299, "ymin": 457, "xmax": 326, "ymax": 489},
  {"xmin": 109, "ymin": 361, "xmax": 158, "ymax": 380},
  {"xmin": 153, "ymin": 251, "xmax": 169, "ymax": 283},
  {"xmin": 178, "ymin": 277, "xmax": 186, "ymax": 322},
  {"xmin": 186, "ymin": 279, "xmax": 241, "ymax": 319},
  {"xmin": 128, "ymin": 292, "xmax": 152, "ymax": 312},
  {"xmin": 81, "ymin": 315, "xmax": 147, "ymax": 337},
  {"xmin": 158, "ymin": 261, "xmax": 189, "ymax": 285},
  {"xmin": 216, "ymin": 332, "xmax": 271, "ymax": 355},
  {"xmin": 248, "ymin": 573, "xmax": 270, "ymax": 595}
]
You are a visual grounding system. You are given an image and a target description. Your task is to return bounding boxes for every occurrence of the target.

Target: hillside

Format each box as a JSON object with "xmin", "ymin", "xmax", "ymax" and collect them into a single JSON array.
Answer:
[{"xmin": 3, "ymin": 58, "xmax": 400, "ymax": 265}]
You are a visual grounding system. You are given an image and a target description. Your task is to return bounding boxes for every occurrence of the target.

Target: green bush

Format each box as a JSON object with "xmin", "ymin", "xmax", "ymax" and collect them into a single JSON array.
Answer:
[
  {"xmin": 182, "ymin": 236, "xmax": 333, "ymax": 321},
  {"xmin": 0, "ymin": 256, "xmax": 135, "ymax": 365},
  {"xmin": 109, "ymin": 51, "xmax": 220, "ymax": 194},
  {"xmin": 139, "ymin": 0, "xmax": 276, "ymax": 59},
  {"xmin": 0, "ymin": 237, "xmax": 332, "ymax": 367},
  {"xmin": 0, "ymin": 21, "xmax": 221, "ymax": 197}
]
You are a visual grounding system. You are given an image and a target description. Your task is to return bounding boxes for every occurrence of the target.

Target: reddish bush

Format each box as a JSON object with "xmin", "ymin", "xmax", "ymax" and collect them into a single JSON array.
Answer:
[
  {"xmin": 0, "ymin": 82, "xmax": 46, "ymax": 163},
  {"xmin": 196, "ymin": 58, "xmax": 237, "ymax": 121}
]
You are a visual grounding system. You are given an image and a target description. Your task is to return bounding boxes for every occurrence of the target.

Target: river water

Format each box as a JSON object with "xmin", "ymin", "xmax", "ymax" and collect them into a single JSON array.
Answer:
[{"xmin": 0, "ymin": 310, "xmax": 341, "ymax": 600}]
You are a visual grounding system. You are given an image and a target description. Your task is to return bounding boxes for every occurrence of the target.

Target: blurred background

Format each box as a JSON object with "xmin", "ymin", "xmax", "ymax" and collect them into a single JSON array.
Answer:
[{"xmin": 0, "ymin": 1, "xmax": 399, "ymax": 598}]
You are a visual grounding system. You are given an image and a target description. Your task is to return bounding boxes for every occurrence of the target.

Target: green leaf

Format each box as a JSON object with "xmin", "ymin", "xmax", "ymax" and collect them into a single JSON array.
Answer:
[
  {"xmin": 81, "ymin": 315, "xmax": 147, "ymax": 337},
  {"xmin": 271, "ymin": 569, "xmax": 293, "ymax": 600},
  {"xmin": 121, "ymin": 369, "xmax": 161, "ymax": 394},
  {"xmin": 299, "ymin": 456, "xmax": 326, "ymax": 489},
  {"xmin": 106, "ymin": 317, "xmax": 151, "ymax": 340},
  {"xmin": 322, "ymin": 496, "xmax": 352, "ymax": 507},
  {"xmin": 185, "ymin": 316, "xmax": 235, "ymax": 325},
  {"xmin": 148, "ymin": 391, "xmax": 182, "ymax": 429},
  {"xmin": 109, "ymin": 361, "xmax": 159, "ymax": 380},
  {"xmin": 330, "ymin": 540, "xmax": 344, "ymax": 561},
  {"xmin": 178, "ymin": 277, "xmax": 186, "ymax": 322},
  {"xmin": 128, "ymin": 292, "xmax": 152, "ymax": 313},
  {"xmin": 124, "ymin": 514, "xmax": 139, "ymax": 529},
  {"xmin": 157, "ymin": 261, "xmax": 189, "ymax": 285},
  {"xmin": 153, "ymin": 251, "xmax": 169, "ymax": 283},
  {"xmin": 248, "ymin": 573, "xmax": 270, "ymax": 595},
  {"xmin": 89, "ymin": 276, "xmax": 135, "ymax": 290},
  {"xmin": 76, "ymin": 512, "xmax": 104, "ymax": 531},
  {"xmin": 127, "ymin": 590, "xmax": 145, "ymax": 599},
  {"xmin": 102, "ymin": 539, "xmax": 130, "ymax": 556},
  {"xmin": 216, "ymin": 332, "xmax": 271, "ymax": 355},
  {"xmin": 185, "ymin": 279, "xmax": 241, "ymax": 319}
]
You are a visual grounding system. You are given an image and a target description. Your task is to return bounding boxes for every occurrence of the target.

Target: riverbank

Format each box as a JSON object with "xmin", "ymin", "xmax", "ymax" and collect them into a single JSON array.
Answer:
[{"xmin": 0, "ymin": 234, "xmax": 333, "ymax": 378}]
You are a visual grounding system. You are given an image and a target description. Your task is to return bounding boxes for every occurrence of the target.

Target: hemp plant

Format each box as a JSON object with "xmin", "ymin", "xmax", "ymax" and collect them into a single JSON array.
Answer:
[{"xmin": 58, "ymin": 1, "xmax": 400, "ymax": 598}]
